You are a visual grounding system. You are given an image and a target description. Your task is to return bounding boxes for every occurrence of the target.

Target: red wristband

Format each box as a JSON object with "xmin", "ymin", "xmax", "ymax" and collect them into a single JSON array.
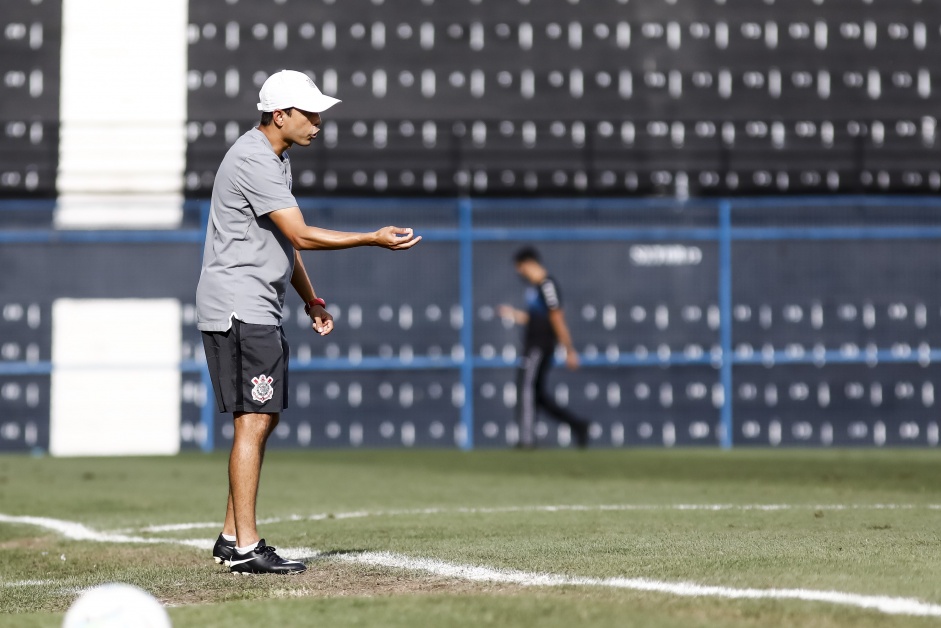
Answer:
[{"xmin": 304, "ymin": 298, "xmax": 326, "ymax": 315}]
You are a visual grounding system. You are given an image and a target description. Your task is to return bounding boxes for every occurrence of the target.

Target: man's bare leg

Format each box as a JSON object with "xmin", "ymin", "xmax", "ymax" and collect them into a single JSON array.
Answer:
[
  {"xmin": 221, "ymin": 493, "xmax": 236, "ymax": 538},
  {"xmin": 227, "ymin": 411, "xmax": 279, "ymax": 547}
]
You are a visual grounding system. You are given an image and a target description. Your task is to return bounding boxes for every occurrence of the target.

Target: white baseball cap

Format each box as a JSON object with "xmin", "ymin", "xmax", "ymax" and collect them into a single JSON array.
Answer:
[{"xmin": 256, "ymin": 70, "xmax": 341, "ymax": 113}]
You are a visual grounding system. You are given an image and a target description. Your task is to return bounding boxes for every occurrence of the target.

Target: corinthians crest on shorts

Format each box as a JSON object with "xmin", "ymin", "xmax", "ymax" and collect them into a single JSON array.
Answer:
[{"xmin": 251, "ymin": 374, "xmax": 275, "ymax": 403}]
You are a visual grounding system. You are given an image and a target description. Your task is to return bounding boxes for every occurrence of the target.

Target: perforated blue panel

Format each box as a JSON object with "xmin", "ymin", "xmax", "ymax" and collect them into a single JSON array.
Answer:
[{"xmin": 3, "ymin": 198, "xmax": 941, "ymax": 451}]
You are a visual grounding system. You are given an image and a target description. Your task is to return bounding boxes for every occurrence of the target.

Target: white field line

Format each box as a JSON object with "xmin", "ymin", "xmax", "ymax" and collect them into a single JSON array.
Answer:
[
  {"xmin": 3, "ymin": 511, "xmax": 941, "ymax": 618},
  {"xmin": 0, "ymin": 578, "xmax": 86, "ymax": 598},
  {"xmin": 1, "ymin": 579, "xmax": 58, "ymax": 587},
  {"xmin": 0, "ymin": 513, "xmax": 212, "ymax": 551},
  {"xmin": 337, "ymin": 551, "xmax": 941, "ymax": 618},
  {"xmin": 134, "ymin": 502, "xmax": 932, "ymax": 533}
]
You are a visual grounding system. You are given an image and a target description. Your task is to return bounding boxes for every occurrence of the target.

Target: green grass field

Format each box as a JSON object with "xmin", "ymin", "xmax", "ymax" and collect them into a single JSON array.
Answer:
[{"xmin": 2, "ymin": 449, "xmax": 941, "ymax": 627}]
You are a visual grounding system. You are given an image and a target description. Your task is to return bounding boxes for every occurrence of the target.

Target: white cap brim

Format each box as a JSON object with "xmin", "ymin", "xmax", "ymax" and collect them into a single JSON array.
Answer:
[{"xmin": 256, "ymin": 94, "xmax": 341, "ymax": 113}]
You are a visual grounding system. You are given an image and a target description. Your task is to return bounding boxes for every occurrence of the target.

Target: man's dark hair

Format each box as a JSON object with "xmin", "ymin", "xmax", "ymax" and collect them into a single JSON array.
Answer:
[
  {"xmin": 514, "ymin": 246, "xmax": 541, "ymax": 265},
  {"xmin": 259, "ymin": 108, "xmax": 294, "ymax": 126}
]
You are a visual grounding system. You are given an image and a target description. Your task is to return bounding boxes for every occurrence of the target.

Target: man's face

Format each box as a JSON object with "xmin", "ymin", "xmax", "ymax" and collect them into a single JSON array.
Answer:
[
  {"xmin": 515, "ymin": 260, "xmax": 538, "ymax": 284},
  {"xmin": 278, "ymin": 108, "xmax": 322, "ymax": 147}
]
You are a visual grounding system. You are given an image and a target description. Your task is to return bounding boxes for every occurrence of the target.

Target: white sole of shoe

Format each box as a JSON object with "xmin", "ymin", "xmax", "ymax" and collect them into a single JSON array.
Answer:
[{"xmin": 230, "ymin": 569, "xmax": 306, "ymax": 576}]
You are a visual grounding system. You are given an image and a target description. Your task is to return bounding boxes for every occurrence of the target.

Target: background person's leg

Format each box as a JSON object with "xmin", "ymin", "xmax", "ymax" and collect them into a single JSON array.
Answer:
[
  {"xmin": 228, "ymin": 411, "xmax": 279, "ymax": 547},
  {"xmin": 516, "ymin": 347, "xmax": 542, "ymax": 447},
  {"xmin": 533, "ymin": 350, "xmax": 590, "ymax": 446}
]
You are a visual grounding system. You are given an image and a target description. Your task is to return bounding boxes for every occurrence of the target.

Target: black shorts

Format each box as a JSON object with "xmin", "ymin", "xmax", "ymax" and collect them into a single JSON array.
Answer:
[{"xmin": 201, "ymin": 319, "xmax": 289, "ymax": 414}]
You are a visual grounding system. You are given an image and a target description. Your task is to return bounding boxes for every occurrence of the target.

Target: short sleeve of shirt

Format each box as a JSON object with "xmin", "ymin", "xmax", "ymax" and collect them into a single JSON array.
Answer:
[
  {"xmin": 235, "ymin": 153, "xmax": 297, "ymax": 217},
  {"xmin": 539, "ymin": 278, "xmax": 561, "ymax": 310}
]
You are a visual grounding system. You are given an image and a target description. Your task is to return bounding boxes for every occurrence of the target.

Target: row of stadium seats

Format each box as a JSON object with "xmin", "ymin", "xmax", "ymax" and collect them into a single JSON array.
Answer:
[
  {"xmin": 187, "ymin": 15, "xmax": 938, "ymax": 59},
  {"xmin": 178, "ymin": 341, "xmax": 941, "ymax": 370},
  {"xmin": 735, "ymin": 380, "xmax": 937, "ymax": 407},
  {"xmin": 175, "ymin": 415, "xmax": 939, "ymax": 448},
  {"xmin": 6, "ymin": 359, "xmax": 935, "ymax": 413},
  {"xmin": 183, "ymin": 166, "xmax": 941, "ymax": 195},
  {"xmin": 9, "ymin": 296, "xmax": 941, "ymax": 323},
  {"xmin": 8, "ymin": 296, "xmax": 941, "ymax": 365},
  {"xmin": 110, "ymin": 414, "xmax": 941, "ymax": 448},
  {"xmin": 0, "ymin": 370, "xmax": 921, "ymax": 414},
  {"xmin": 3, "ymin": 377, "xmax": 936, "ymax": 451},
  {"xmin": 149, "ymin": 377, "xmax": 924, "ymax": 411},
  {"xmin": 187, "ymin": 64, "xmax": 939, "ymax": 101},
  {"xmin": 185, "ymin": 68, "xmax": 941, "ymax": 120},
  {"xmin": 186, "ymin": 118, "xmax": 940, "ymax": 150},
  {"xmin": 237, "ymin": 301, "xmax": 941, "ymax": 330},
  {"xmin": 185, "ymin": 18, "xmax": 938, "ymax": 55},
  {"xmin": 191, "ymin": 0, "xmax": 922, "ymax": 8},
  {"xmin": 735, "ymin": 417, "xmax": 939, "ymax": 447}
]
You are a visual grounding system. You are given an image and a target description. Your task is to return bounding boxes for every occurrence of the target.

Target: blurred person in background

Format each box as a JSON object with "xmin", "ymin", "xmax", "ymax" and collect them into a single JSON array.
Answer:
[
  {"xmin": 197, "ymin": 70, "xmax": 421, "ymax": 575},
  {"xmin": 499, "ymin": 246, "xmax": 591, "ymax": 449}
]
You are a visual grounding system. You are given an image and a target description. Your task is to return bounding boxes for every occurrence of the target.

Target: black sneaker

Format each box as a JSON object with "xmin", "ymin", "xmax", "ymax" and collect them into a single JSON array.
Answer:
[
  {"xmin": 228, "ymin": 539, "xmax": 307, "ymax": 575},
  {"xmin": 212, "ymin": 534, "xmax": 236, "ymax": 566}
]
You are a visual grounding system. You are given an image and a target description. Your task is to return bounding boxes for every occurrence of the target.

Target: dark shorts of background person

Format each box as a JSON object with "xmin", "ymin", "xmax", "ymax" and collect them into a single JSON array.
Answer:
[
  {"xmin": 201, "ymin": 319, "xmax": 289, "ymax": 414},
  {"xmin": 516, "ymin": 341, "xmax": 588, "ymax": 447}
]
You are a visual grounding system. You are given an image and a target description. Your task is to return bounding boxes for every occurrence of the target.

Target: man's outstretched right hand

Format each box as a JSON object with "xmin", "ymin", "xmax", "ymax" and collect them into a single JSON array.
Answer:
[{"xmin": 375, "ymin": 226, "xmax": 422, "ymax": 250}]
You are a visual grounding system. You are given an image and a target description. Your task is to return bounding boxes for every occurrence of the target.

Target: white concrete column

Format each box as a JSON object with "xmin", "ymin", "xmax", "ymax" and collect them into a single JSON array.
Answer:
[
  {"xmin": 56, "ymin": 0, "xmax": 188, "ymax": 229},
  {"xmin": 50, "ymin": 299, "xmax": 182, "ymax": 456}
]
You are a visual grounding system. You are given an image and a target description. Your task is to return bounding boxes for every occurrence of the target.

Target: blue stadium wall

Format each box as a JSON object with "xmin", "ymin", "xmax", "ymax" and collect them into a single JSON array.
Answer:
[{"xmin": 3, "ymin": 197, "xmax": 941, "ymax": 452}]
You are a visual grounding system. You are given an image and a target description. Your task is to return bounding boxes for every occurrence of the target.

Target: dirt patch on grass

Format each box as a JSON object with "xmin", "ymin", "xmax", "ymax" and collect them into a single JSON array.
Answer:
[
  {"xmin": 0, "ymin": 535, "xmax": 59, "ymax": 550},
  {"xmin": 161, "ymin": 556, "xmax": 521, "ymax": 607},
  {"xmin": 2, "ymin": 542, "xmax": 518, "ymax": 613}
]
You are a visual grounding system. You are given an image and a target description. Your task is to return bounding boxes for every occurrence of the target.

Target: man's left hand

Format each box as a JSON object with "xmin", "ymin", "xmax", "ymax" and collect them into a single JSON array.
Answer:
[
  {"xmin": 565, "ymin": 350, "xmax": 580, "ymax": 371},
  {"xmin": 310, "ymin": 305, "xmax": 334, "ymax": 336}
]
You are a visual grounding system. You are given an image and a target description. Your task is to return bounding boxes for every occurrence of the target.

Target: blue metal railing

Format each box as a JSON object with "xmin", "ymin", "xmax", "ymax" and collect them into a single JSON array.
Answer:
[
  {"xmin": 718, "ymin": 200, "xmax": 733, "ymax": 449},
  {"xmin": 458, "ymin": 197, "xmax": 475, "ymax": 450},
  {"xmin": 3, "ymin": 195, "xmax": 941, "ymax": 451}
]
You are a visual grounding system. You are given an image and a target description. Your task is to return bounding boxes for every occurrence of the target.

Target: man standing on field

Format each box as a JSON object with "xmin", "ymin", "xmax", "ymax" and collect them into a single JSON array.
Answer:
[
  {"xmin": 196, "ymin": 70, "xmax": 421, "ymax": 574},
  {"xmin": 499, "ymin": 247, "xmax": 590, "ymax": 449}
]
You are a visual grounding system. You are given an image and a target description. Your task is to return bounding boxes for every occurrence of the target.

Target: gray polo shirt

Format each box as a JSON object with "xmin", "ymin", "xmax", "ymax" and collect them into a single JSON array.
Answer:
[{"xmin": 196, "ymin": 128, "xmax": 297, "ymax": 332}]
